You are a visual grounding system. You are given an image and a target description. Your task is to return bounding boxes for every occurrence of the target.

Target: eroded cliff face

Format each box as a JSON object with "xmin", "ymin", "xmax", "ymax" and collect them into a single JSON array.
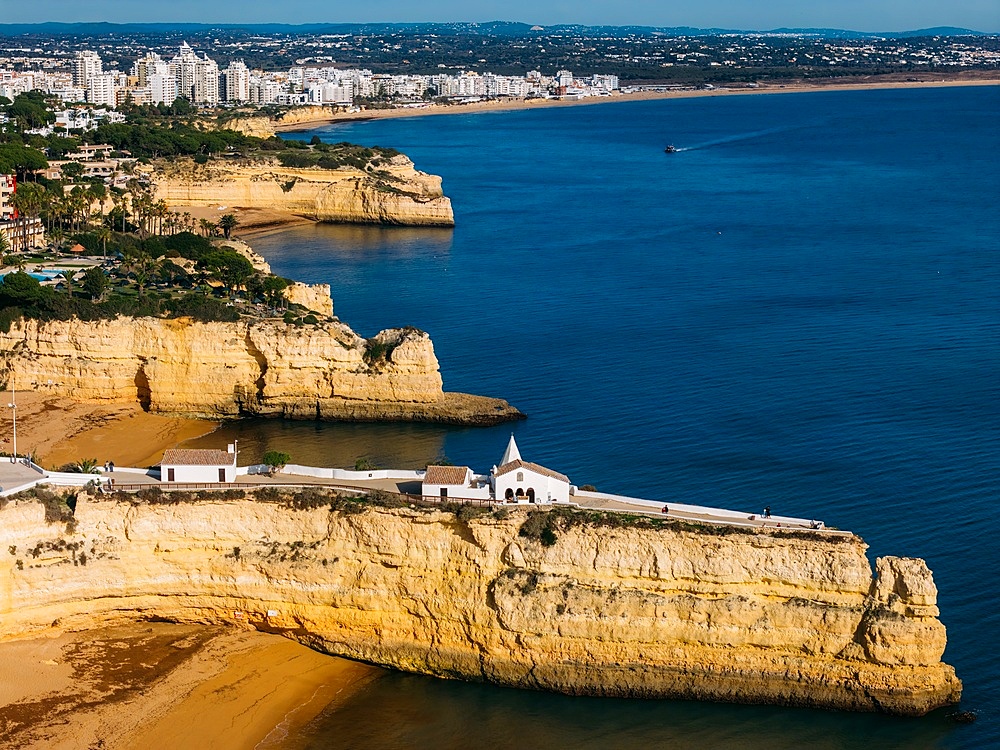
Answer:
[
  {"xmin": 0, "ymin": 317, "xmax": 519, "ymax": 424},
  {"xmin": 153, "ymin": 156, "xmax": 454, "ymax": 227},
  {"xmin": 0, "ymin": 497, "xmax": 961, "ymax": 716}
]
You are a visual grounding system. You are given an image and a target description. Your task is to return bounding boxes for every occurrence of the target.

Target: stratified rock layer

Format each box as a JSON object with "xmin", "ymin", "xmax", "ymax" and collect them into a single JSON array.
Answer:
[
  {"xmin": 153, "ymin": 155, "xmax": 454, "ymax": 226},
  {"xmin": 0, "ymin": 498, "xmax": 961, "ymax": 716},
  {"xmin": 0, "ymin": 317, "xmax": 520, "ymax": 424}
]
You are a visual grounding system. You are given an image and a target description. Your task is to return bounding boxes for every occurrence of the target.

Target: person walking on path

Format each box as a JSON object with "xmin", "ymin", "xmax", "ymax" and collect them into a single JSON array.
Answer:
[{"xmin": 763, "ymin": 505, "xmax": 771, "ymax": 518}]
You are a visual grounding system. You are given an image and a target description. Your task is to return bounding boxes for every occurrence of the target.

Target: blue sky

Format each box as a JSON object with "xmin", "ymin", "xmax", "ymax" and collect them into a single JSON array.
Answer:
[{"xmin": 5, "ymin": 1, "xmax": 1000, "ymax": 33}]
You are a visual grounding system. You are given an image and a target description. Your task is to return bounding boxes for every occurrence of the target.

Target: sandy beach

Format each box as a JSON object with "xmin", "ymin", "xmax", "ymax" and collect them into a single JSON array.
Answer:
[
  {"xmin": 0, "ymin": 623, "xmax": 382, "ymax": 750},
  {"xmin": 183, "ymin": 204, "xmax": 319, "ymax": 239},
  {"xmin": 7, "ymin": 389, "xmax": 218, "ymax": 470},
  {"xmin": 274, "ymin": 75, "xmax": 1000, "ymax": 132}
]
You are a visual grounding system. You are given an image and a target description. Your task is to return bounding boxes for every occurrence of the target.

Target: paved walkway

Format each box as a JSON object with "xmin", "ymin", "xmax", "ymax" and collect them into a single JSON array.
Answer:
[
  {"xmin": 0, "ymin": 460, "xmax": 44, "ymax": 494},
  {"xmin": 573, "ymin": 494, "xmax": 836, "ymax": 532}
]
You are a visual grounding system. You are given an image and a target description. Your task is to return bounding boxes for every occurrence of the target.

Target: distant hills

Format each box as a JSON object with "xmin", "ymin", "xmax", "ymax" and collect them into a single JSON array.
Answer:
[{"xmin": 0, "ymin": 21, "xmax": 992, "ymax": 38}]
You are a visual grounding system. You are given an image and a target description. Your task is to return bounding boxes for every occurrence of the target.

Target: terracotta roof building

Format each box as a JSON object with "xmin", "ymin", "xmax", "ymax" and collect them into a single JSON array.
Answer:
[
  {"xmin": 491, "ymin": 436, "xmax": 571, "ymax": 504},
  {"xmin": 421, "ymin": 464, "xmax": 491, "ymax": 502},
  {"xmin": 161, "ymin": 446, "xmax": 237, "ymax": 483}
]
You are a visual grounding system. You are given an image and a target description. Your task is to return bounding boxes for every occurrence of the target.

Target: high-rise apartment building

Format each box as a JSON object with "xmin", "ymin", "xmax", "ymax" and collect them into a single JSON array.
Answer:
[
  {"xmin": 73, "ymin": 51, "xmax": 103, "ymax": 87},
  {"xmin": 221, "ymin": 61, "xmax": 250, "ymax": 103},
  {"xmin": 87, "ymin": 74, "xmax": 117, "ymax": 107},
  {"xmin": 169, "ymin": 42, "xmax": 219, "ymax": 105}
]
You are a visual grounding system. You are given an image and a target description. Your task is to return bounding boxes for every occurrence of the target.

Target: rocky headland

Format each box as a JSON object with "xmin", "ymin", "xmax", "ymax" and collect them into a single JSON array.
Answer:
[
  {"xmin": 0, "ymin": 494, "xmax": 960, "ymax": 716},
  {"xmin": 152, "ymin": 153, "xmax": 455, "ymax": 227},
  {"xmin": 0, "ymin": 315, "xmax": 519, "ymax": 425}
]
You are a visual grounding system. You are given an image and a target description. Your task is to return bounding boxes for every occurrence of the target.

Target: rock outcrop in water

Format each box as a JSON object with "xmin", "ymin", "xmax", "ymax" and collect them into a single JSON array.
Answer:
[
  {"xmin": 152, "ymin": 154, "xmax": 454, "ymax": 227},
  {"xmin": 0, "ymin": 496, "xmax": 961, "ymax": 716},
  {"xmin": 0, "ymin": 317, "xmax": 519, "ymax": 424}
]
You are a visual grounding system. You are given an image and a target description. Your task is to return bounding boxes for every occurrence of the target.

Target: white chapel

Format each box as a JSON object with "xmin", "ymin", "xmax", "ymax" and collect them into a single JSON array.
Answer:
[{"xmin": 491, "ymin": 435, "xmax": 571, "ymax": 504}]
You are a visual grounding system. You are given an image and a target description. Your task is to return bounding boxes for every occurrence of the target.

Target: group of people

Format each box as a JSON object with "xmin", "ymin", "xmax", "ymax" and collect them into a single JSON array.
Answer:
[{"xmin": 97, "ymin": 460, "xmax": 115, "ymax": 492}]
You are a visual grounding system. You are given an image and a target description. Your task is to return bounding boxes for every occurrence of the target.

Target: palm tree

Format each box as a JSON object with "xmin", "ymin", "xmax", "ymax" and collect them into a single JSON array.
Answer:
[
  {"xmin": 154, "ymin": 200, "xmax": 169, "ymax": 236},
  {"xmin": 95, "ymin": 226, "xmax": 112, "ymax": 261},
  {"xmin": 9, "ymin": 183, "xmax": 45, "ymax": 252},
  {"xmin": 90, "ymin": 183, "xmax": 108, "ymax": 228},
  {"xmin": 218, "ymin": 213, "xmax": 239, "ymax": 240},
  {"xmin": 199, "ymin": 218, "xmax": 216, "ymax": 237},
  {"xmin": 123, "ymin": 251, "xmax": 159, "ymax": 296},
  {"xmin": 61, "ymin": 269, "xmax": 75, "ymax": 297},
  {"xmin": 48, "ymin": 226, "xmax": 65, "ymax": 252}
]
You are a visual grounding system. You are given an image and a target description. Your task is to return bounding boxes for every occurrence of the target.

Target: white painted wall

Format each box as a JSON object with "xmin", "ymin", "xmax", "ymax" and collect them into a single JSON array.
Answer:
[
  {"xmin": 161, "ymin": 464, "xmax": 236, "ymax": 483},
  {"xmin": 421, "ymin": 481, "xmax": 492, "ymax": 501},
  {"xmin": 270, "ymin": 465, "xmax": 425, "ymax": 482},
  {"xmin": 495, "ymin": 467, "xmax": 570, "ymax": 504}
]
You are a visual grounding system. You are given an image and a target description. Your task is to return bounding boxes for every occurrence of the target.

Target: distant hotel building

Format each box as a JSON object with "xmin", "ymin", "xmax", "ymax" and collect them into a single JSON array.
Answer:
[
  {"xmin": 170, "ymin": 42, "xmax": 219, "ymax": 105},
  {"xmin": 73, "ymin": 50, "xmax": 102, "ymax": 87}
]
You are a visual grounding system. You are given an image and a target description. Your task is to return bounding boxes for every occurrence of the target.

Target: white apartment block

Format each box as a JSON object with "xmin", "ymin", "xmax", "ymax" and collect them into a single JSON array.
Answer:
[
  {"xmin": 221, "ymin": 61, "xmax": 250, "ymax": 103},
  {"xmin": 0, "ymin": 174, "xmax": 16, "ymax": 221},
  {"xmin": 170, "ymin": 42, "xmax": 219, "ymax": 105},
  {"xmin": 148, "ymin": 73, "xmax": 177, "ymax": 105},
  {"xmin": 73, "ymin": 51, "xmax": 103, "ymax": 87},
  {"xmin": 46, "ymin": 86, "xmax": 86, "ymax": 103},
  {"xmin": 133, "ymin": 53, "xmax": 167, "ymax": 85},
  {"xmin": 87, "ymin": 74, "xmax": 117, "ymax": 107}
]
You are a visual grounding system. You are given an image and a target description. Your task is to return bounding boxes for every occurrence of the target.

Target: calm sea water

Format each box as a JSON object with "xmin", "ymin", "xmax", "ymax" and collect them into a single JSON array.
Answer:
[{"xmin": 190, "ymin": 87, "xmax": 1000, "ymax": 748}]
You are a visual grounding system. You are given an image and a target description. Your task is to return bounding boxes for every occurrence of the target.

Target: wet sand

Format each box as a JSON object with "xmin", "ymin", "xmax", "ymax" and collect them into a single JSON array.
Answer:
[
  {"xmin": 8, "ymin": 390, "xmax": 218, "ymax": 470},
  {"xmin": 0, "ymin": 623, "xmax": 382, "ymax": 750},
  {"xmin": 275, "ymin": 76, "xmax": 1000, "ymax": 131}
]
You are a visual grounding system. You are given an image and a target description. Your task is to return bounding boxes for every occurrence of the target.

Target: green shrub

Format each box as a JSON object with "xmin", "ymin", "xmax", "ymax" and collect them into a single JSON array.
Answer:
[
  {"xmin": 262, "ymin": 450, "xmax": 291, "ymax": 471},
  {"xmin": 456, "ymin": 504, "xmax": 488, "ymax": 523}
]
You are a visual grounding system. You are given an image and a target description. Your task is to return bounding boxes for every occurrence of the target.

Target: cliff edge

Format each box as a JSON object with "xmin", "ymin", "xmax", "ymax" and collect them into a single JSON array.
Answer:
[
  {"xmin": 0, "ymin": 496, "xmax": 961, "ymax": 716},
  {"xmin": 0, "ymin": 317, "xmax": 520, "ymax": 425},
  {"xmin": 152, "ymin": 154, "xmax": 455, "ymax": 227}
]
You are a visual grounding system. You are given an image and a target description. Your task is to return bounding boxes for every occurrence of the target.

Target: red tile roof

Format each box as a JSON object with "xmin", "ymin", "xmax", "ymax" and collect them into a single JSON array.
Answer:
[
  {"xmin": 424, "ymin": 465, "xmax": 472, "ymax": 485},
  {"xmin": 495, "ymin": 459, "xmax": 569, "ymax": 483},
  {"xmin": 161, "ymin": 449, "xmax": 235, "ymax": 466}
]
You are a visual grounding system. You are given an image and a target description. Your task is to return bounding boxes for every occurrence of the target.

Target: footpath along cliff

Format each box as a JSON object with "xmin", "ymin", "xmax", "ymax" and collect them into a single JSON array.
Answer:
[
  {"xmin": 152, "ymin": 153, "xmax": 455, "ymax": 227},
  {"xmin": 0, "ymin": 316, "xmax": 519, "ymax": 424},
  {"xmin": 0, "ymin": 494, "xmax": 961, "ymax": 716}
]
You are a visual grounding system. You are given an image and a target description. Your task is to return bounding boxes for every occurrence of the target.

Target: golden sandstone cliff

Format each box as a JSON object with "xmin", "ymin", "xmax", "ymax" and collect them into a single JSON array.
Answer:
[
  {"xmin": 0, "ymin": 317, "xmax": 519, "ymax": 424},
  {"xmin": 152, "ymin": 154, "xmax": 455, "ymax": 227},
  {"xmin": 0, "ymin": 496, "xmax": 961, "ymax": 716},
  {"xmin": 222, "ymin": 105, "xmax": 337, "ymax": 138}
]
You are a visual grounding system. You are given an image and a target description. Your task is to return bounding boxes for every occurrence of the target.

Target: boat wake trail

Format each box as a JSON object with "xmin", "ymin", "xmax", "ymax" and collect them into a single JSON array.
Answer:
[{"xmin": 674, "ymin": 123, "xmax": 812, "ymax": 152}]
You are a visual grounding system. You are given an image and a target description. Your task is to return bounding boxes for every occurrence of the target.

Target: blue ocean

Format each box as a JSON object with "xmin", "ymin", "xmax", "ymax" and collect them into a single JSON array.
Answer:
[{"xmin": 190, "ymin": 86, "xmax": 1000, "ymax": 748}]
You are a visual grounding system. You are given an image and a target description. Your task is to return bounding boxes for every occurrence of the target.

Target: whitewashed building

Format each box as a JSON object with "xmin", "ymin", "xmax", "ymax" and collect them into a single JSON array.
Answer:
[
  {"xmin": 491, "ymin": 436, "xmax": 571, "ymax": 504},
  {"xmin": 421, "ymin": 465, "xmax": 491, "ymax": 501},
  {"xmin": 160, "ymin": 446, "xmax": 237, "ymax": 483}
]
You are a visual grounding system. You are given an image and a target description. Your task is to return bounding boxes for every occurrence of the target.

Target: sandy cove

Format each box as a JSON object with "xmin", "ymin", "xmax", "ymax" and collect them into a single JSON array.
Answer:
[
  {"xmin": 0, "ymin": 623, "xmax": 382, "ymax": 750},
  {"xmin": 274, "ymin": 76, "xmax": 1000, "ymax": 131},
  {"xmin": 7, "ymin": 390, "xmax": 218, "ymax": 470}
]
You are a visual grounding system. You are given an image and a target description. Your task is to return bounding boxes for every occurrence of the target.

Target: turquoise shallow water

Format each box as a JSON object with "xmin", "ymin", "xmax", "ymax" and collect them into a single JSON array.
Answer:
[{"xmin": 189, "ymin": 87, "xmax": 1000, "ymax": 748}]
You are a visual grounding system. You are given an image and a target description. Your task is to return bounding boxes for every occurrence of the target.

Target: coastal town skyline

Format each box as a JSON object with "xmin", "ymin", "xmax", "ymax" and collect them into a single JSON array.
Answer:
[{"xmin": 4, "ymin": 2, "xmax": 1000, "ymax": 34}]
